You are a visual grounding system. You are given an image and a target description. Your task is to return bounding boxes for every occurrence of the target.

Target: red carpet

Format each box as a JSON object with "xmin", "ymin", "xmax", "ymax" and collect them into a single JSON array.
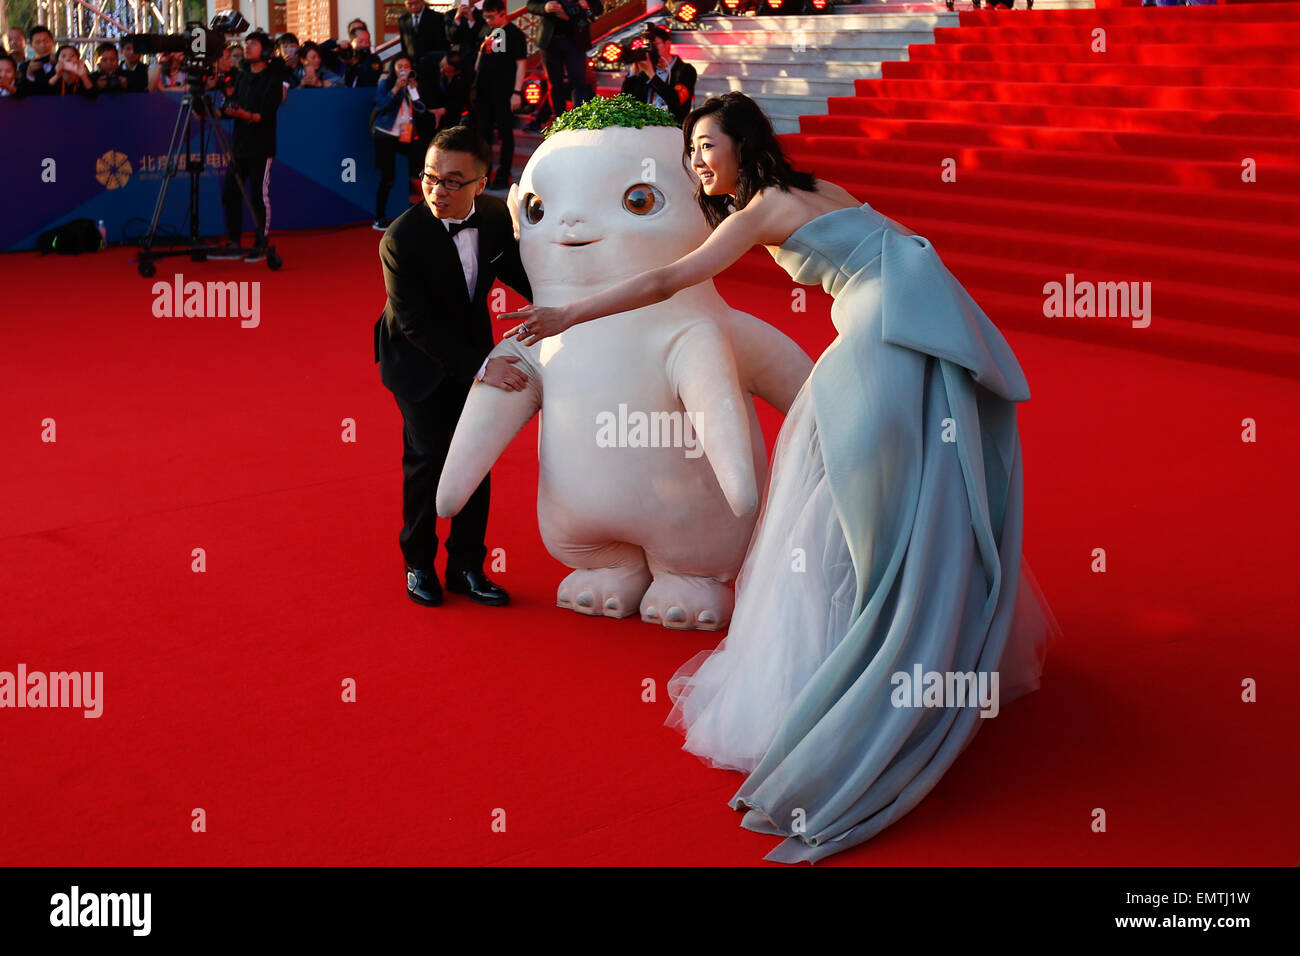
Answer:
[
  {"xmin": 765, "ymin": 2, "xmax": 1300, "ymax": 378},
  {"xmin": 1, "ymin": 224, "xmax": 1297, "ymax": 865}
]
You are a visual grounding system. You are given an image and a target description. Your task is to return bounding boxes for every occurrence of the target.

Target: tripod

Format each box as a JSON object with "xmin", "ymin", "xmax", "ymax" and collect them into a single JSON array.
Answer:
[{"xmin": 136, "ymin": 72, "xmax": 282, "ymax": 277}]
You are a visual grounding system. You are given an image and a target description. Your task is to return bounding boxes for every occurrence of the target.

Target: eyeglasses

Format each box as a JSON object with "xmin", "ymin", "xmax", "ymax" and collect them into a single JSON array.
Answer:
[{"xmin": 420, "ymin": 172, "xmax": 484, "ymax": 192}]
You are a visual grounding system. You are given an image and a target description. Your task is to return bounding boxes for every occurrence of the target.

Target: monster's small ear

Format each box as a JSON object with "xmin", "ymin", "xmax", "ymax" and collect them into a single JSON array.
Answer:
[{"xmin": 507, "ymin": 182, "xmax": 521, "ymax": 240}]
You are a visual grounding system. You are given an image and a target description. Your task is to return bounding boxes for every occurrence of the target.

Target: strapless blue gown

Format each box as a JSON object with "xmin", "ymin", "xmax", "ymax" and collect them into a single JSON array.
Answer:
[{"xmin": 666, "ymin": 202, "xmax": 1060, "ymax": 863}]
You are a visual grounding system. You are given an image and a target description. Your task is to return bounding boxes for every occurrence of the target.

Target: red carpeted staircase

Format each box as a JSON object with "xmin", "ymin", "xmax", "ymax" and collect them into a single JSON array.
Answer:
[{"xmin": 728, "ymin": 2, "xmax": 1300, "ymax": 377}]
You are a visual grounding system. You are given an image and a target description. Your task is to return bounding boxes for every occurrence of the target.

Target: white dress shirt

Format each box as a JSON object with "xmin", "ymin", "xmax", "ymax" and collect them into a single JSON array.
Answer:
[
  {"xmin": 439, "ymin": 202, "xmax": 489, "ymax": 381},
  {"xmin": 440, "ymin": 200, "xmax": 478, "ymax": 301}
]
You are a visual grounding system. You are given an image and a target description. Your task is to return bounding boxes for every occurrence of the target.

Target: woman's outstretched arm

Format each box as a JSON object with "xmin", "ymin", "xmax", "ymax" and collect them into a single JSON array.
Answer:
[{"xmin": 501, "ymin": 200, "xmax": 775, "ymax": 345}]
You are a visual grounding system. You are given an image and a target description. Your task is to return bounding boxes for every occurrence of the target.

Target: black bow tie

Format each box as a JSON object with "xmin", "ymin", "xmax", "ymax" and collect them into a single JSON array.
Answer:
[{"xmin": 446, "ymin": 212, "xmax": 479, "ymax": 237}]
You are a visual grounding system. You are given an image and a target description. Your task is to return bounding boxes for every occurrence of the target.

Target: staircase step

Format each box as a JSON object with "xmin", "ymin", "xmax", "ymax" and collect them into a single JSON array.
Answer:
[
  {"xmin": 670, "ymin": 44, "xmax": 912, "ymax": 64},
  {"xmin": 828, "ymin": 95, "xmax": 1300, "ymax": 138},
  {"xmin": 909, "ymin": 41, "xmax": 1300, "ymax": 66},
  {"xmin": 956, "ymin": 4, "xmax": 1300, "ymax": 25},
  {"xmin": 680, "ymin": 28, "xmax": 937, "ymax": 48},
  {"xmin": 777, "ymin": 150, "xmax": 1300, "ymax": 227},
  {"xmin": 800, "ymin": 114, "xmax": 1300, "ymax": 165},
  {"xmin": 883, "ymin": 58, "xmax": 1300, "ymax": 86},
  {"xmin": 934, "ymin": 21, "xmax": 1291, "ymax": 43},
  {"xmin": 696, "ymin": 75, "xmax": 859, "ymax": 97},
  {"xmin": 687, "ymin": 59, "xmax": 889, "ymax": 80},
  {"xmin": 827, "ymin": 181, "xmax": 1300, "ymax": 259},
  {"xmin": 852, "ymin": 77, "xmax": 1300, "ymax": 114},
  {"xmin": 785, "ymin": 134, "xmax": 1300, "ymax": 196}
]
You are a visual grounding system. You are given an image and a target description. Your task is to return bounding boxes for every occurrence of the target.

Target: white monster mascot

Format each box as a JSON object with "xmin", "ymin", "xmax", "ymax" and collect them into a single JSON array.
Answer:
[{"xmin": 436, "ymin": 95, "xmax": 811, "ymax": 631}]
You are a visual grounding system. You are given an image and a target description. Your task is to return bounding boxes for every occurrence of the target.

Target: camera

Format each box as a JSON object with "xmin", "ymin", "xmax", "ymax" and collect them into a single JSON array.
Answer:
[
  {"xmin": 558, "ymin": 0, "xmax": 594, "ymax": 29},
  {"xmin": 124, "ymin": 11, "xmax": 249, "ymax": 77}
]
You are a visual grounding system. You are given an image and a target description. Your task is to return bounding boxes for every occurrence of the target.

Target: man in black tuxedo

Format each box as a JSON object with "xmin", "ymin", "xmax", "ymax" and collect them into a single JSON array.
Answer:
[
  {"xmin": 399, "ymin": 0, "xmax": 451, "ymax": 80},
  {"xmin": 374, "ymin": 125, "xmax": 533, "ymax": 608}
]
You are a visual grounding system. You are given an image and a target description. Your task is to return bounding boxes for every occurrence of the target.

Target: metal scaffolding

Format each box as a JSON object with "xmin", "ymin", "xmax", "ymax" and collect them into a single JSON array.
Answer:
[{"xmin": 2, "ymin": 0, "xmax": 188, "ymax": 49}]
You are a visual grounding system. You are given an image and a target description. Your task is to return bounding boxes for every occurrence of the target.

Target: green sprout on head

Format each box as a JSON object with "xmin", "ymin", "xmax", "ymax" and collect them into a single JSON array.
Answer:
[{"xmin": 543, "ymin": 93, "xmax": 680, "ymax": 139}]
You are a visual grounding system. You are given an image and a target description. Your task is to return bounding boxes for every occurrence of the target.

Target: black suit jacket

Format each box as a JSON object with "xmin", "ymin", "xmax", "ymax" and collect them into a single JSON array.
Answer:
[
  {"xmin": 620, "ymin": 56, "xmax": 697, "ymax": 125},
  {"xmin": 375, "ymin": 195, "xmax": 532, "ymax": 402},
  {"xmin": 399, "ymin": 7, "xmax": 451, "ymax": 63},
  {"xmin": 525, "ymin": 0, "xmax": 605, "ymax": 50}
]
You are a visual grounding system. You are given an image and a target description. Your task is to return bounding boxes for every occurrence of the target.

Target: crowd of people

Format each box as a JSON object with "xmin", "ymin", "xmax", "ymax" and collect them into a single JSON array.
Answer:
[{"xmin": 3, "ymin": 1, "xmax": 699, "ymax": 233}]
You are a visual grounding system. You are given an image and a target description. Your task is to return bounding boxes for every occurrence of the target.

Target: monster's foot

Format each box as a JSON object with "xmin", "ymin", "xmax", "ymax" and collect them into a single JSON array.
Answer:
[
  {"xmin": 556, "ymin": 564, "xmax": 653, "ymax": 619},
  {"xmin": 640, "ymin": 574, "xmax": 735, "ymax": 631}
]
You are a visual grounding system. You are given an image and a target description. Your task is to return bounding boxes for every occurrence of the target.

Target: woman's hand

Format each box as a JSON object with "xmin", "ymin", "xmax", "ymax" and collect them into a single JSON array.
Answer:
[{"xmin": 499, "ymin": 304, "xmax": 573, "ymax": 346}]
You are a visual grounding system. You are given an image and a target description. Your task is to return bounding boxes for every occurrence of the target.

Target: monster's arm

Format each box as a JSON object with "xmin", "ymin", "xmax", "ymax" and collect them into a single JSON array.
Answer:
[
  {"xmin": 436, "ymin": 340, "xmax": 542, "ymax": 518},
  {"xmin": 668, "ymin": 323, "xmax": 759, "ymax": 518}
]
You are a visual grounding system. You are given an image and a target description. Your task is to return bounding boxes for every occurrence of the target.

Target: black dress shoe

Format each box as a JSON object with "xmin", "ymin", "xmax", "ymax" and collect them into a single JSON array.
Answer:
[
  {"xmin": 445, "ymin": 567, "xmax": 510, "ymax": 606},
  {"xmin": 406, "ymin": 567, "xmax": 443, "ymax": 607}
]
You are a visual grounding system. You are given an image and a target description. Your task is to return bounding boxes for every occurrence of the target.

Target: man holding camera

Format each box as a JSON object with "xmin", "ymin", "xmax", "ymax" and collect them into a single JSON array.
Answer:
[
  {"xmin": 342, "ymin": 25, "xmax": 383, "ymax": 87},
  {"xmin": 526, "ymin": 0, "xmax": 603, "ymax": 119},
  {"xmin": 619, "ymin": 24, "xmax": 694, "ymax": 125},
  {"xmin": 213, "ymin": 31, "xmax": 280, "ymax": 261}
]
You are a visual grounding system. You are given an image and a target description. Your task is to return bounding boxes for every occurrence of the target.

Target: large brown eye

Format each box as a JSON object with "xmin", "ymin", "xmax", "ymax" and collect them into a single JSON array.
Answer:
[
  {"xmin": 623, "ymin": 183, "xmax": 665, "ymax": 217},
  {"xmin": 524, "ymin": 192, "xmax": 544, "ymax": 224}
]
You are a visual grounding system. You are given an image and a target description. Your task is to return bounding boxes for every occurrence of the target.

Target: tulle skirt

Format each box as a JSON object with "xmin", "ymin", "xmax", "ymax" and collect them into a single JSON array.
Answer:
[{"xmin": 665, "ymin": 378, "xmax": 1059, "ymax": 774}]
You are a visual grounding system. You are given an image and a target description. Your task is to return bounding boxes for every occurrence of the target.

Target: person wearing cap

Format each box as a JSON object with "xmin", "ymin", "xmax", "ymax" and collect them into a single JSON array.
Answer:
[{"xmin": 619, "ymin": 24, "xmax": 695, "ymax": 125}]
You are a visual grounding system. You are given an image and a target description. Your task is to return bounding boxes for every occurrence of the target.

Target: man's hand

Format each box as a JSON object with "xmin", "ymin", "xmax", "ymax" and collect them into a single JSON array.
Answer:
[
  {"xmin": 481, "ymin": 355, "xmax": 528, "ymax": 391},
  {"xmin": 432, "ymin": 105, "xmax": 446, "ymax": 123},
  {"xmin": 510, "ymin": 92, "xmax": 522, "ymax": 111},
  {"xmin": 544, "ymin": 1, "xmax": 569, "ymax": 18},
  {"xmin": 635, "ymin": 58, "xmax": 653, "ymax": 76}
]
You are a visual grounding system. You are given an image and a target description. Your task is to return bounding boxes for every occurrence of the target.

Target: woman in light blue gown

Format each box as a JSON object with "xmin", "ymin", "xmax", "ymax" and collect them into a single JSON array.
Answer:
[{"xmin": 502, "ymin": 92, "xmax": 1060, "ymax": 863}]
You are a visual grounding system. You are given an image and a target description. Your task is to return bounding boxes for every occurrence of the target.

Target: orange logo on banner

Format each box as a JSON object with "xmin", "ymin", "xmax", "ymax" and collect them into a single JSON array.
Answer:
[{"xmin": 96, "ymin": 150, "xmax": 133, "ymax": 189}]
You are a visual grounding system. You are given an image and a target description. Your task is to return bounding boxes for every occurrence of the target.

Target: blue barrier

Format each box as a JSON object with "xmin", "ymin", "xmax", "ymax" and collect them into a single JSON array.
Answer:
[{"xmin": 0, "ymin": 88, "xmax": 419, "ymax": 251}]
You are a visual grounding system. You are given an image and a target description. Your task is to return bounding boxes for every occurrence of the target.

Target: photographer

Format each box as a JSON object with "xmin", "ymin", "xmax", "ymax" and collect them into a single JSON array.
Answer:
[
  {"xmin": 293, "ymin": 42, "xmax": 344, "ymax": 88},
  {"xmin": 619, "ymin": 24, "xmax": 694, "ymax": 124},
  {"xmin": 90, "ymin": 42, "xmax": 129, "ymax": 95},
  {"xmin": 474, "ymin": 0, "xmax": 527, "ymax": 191},
  {"xmin": 47, "ymin": 45, "xmax": 96, "ymax": 98},
  {"xmin": 429, "ymin": 53, "xmax": 472, "ymax": 132},
  {"xmin": 20, "ymin": 25, "xmax": 55, "ymax": 95},
  {"xmin": 277, "ymin": 33, "xmax": 301, "ymax": 87},
  {"xmin": 118, "ymin": 39, "xmax": 150, "ymax": 91},
  {"xmin": 341, "ymin": 25, "xmax": 383, "ymax": 88},
  {"xmin": 370, "ymin": 53, "xmax": 433, "ymax": 231},
  {"xmin": 212, "ymin": 30, "xmax": 280, "ymax": 261},
  {"xmin": 447, "ymin": 1, "xmax": 488, "ymax": 87},
  {"xmin": 525, "ymin": 0, "xmax": 603, "ymax": 118},
  {"xmin": 149, "ymin": 51, "xmax": 188, "ymax": 91}
]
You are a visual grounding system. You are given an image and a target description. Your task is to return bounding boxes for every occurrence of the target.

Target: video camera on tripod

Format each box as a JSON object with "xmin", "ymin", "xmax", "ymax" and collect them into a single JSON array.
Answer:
[
  {"xmin": 124, "ymin": 10, "xmax": 248, "ymax": 84},
  {"xmin": 130, "ymin": 8, "xmax": 282, "ymax": 278}
]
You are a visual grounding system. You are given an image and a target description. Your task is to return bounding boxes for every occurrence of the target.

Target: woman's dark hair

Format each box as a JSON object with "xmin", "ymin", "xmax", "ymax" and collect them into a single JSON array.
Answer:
[
  {"xmin": 384, "ymin": 53, "xmax": 414, "ymax": 88},
  {"xmin": 681, "ymin": 91, "xmax": 817, "ymax": 228}
]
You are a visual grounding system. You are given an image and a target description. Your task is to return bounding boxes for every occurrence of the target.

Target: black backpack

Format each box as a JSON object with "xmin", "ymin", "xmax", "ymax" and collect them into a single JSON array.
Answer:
[{"xmin": 37, "ymin": 218, "xmax": 104, "ymax": 255}]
